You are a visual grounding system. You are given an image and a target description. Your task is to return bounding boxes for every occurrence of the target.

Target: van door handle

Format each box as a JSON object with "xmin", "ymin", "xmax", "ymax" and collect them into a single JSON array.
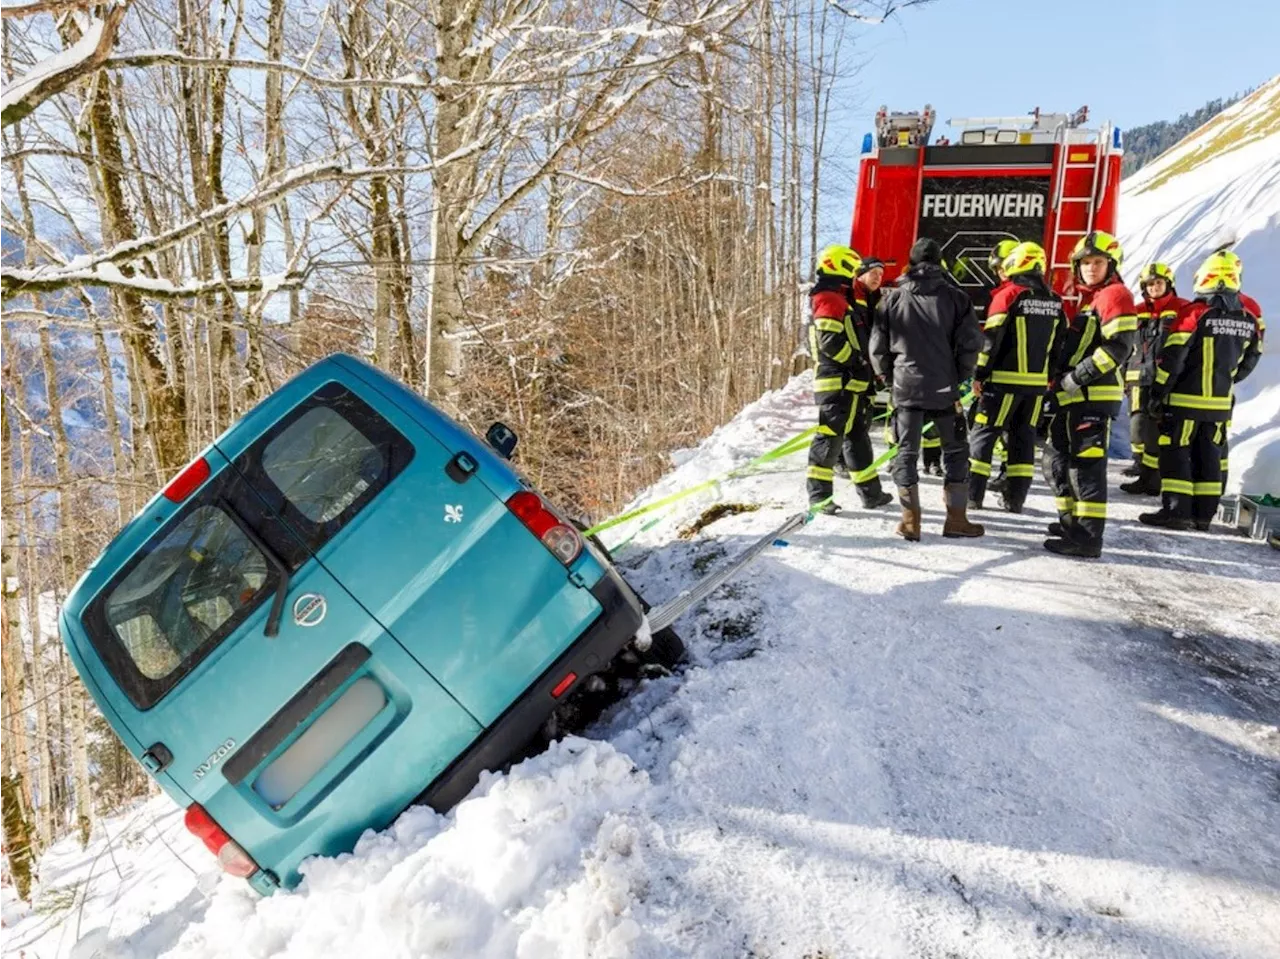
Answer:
[{"xmin": 446, "ymin": 451, "xmax": 478, "ymax": 484}]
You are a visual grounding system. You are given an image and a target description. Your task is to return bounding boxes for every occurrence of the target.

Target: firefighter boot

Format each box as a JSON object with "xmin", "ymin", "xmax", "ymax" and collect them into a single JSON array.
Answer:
[
  {"xmin": 1043, "ymin": 529, "xmax": 1102, "ymax": 559},
  {"xmin": 967, "ymin": 473, "xmax": 987, "ymax": 512},
  {"xmin": 896, "ymin": 486, "xmax": 921, "ymax": 542},
  {"xmin": 1138, "ymin": 508, "xmax": 1192, "ymax": 531},
  {"xmin": 1121, "ymin": 458, "xmax": 1142, "ymax": 478},
  {"xmin": 857, "ymin": 479, "xmax": 893, "ymax": 510},
  {"xmin": 1119, "ymin": 466, "xmax": 1160, "ymax": 496},
  {"xmin": 942, "ymin": 484, "xmax": 985, "ymax": 538}
]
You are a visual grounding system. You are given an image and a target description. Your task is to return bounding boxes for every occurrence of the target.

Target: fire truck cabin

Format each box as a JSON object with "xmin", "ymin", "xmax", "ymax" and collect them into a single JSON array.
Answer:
[{"xmin": 851, "ymin": 105, "xmax": 1124, "ymax": 316}]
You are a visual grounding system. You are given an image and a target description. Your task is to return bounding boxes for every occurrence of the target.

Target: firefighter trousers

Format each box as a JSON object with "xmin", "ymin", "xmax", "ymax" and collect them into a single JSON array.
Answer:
[
  {"xmin": 1158, "ymin": 416, "xmax": 1226, "ymax": 522},
  {"xmin": 968, "ymin": 390, "xmax": 1040, "ymax": 507},
  {"xmin": 1042, "ymin": 408, "xmax": 1111, "ymax": 545},
  {"xmin": 807, "ymin": 383, "xmax": 886, "ymax": 504},
  {"xmin": 1130, "ymin": 385, "xmax": 1160, "ymax": 471},
  {"xmin": 892, "ymin": 406, "xmax": 968, "ymax": 488}
]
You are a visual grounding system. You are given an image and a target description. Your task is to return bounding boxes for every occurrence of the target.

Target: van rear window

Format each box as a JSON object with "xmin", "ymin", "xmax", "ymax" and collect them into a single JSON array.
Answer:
[{"xmin": 103, "ymin": 505, "xmax": 270, "ymax": 682}]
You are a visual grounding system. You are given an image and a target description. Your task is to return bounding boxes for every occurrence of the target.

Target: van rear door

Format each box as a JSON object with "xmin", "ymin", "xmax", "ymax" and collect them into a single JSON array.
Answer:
[
  {"xmin": 63, "ymin": 447, "xmax": 482, "ymax": 885},
  {"xmin": 216, "ymin": 357, "xmax": 604, "ymax": 728}
]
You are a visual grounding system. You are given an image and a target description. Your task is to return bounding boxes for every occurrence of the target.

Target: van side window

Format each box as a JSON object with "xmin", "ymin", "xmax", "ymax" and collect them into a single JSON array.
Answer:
[
  {"xmin": 97, "ymin": 502, "xmax": 273, "ymax": 704},
  {"xmin": 235, "ymin": 382, "xmax": 413, "ymax": 554},
  {"xmin": 262, "ymin": 407, "xmax": 385, "ymax": 524}
]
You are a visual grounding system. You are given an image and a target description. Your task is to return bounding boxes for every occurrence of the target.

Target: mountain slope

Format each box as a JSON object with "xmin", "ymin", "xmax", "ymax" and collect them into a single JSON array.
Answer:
[
  {"xmin": 1119, "ymin": 75, "xmax": 1280, "ymax": 495},
  {"xmin": 9, "ymin": 374, "xmax": 1280, "ymax": 959}
]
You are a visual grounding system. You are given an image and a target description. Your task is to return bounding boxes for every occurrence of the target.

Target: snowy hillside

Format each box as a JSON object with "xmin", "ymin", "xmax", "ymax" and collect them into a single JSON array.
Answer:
[
  {"xmin": 1119, "ymin": 75, "xmax": 1280, "ymax": 495},
  {"xmin": 7, "ymin": 375, "xmax": 1279, "ymax": 959}
]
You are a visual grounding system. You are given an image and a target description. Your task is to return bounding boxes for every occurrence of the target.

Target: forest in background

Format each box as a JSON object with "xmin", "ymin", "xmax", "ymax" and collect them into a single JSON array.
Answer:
[
  {"xmin": 1120, "ymin": 92, "xmax": 1250, "ymax": 176},
  {"xmin": 0, "ymin": 0, "xmax": 932, "ymax": 897}
]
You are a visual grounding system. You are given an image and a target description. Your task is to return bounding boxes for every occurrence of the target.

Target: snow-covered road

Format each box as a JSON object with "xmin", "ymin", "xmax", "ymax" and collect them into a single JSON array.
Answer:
[{"xmin": 8, "ymin": 375, "xmax": 1280, "ymax": 959}]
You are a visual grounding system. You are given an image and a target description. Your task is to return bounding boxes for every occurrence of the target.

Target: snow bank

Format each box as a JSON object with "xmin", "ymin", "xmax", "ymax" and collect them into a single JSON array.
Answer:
[{"xmin": 165, "ymin": 739, "xmax": 658, "ymax": 959}]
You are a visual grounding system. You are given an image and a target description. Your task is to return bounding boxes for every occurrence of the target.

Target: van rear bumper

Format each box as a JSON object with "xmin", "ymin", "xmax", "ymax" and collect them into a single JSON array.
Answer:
[{"xmin": 414, "ymin": 563, "xmax": 645, "ymax": 814}]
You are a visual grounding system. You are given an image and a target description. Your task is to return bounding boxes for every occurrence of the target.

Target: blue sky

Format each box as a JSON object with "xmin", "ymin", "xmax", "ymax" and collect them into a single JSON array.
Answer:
[
  {"xmin": 816, "ymin": 0, "xmax": 1278, "ymax": 235},
  {"xmin": 838, "ymin": 0, "xmax": 1277, "ymax": 134}
]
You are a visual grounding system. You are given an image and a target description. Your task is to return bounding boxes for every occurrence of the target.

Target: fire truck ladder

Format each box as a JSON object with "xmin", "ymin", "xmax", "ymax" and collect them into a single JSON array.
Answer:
[{"xmin": 1047, "ymin": 122, "xmax": 1114, "ymax": 280}]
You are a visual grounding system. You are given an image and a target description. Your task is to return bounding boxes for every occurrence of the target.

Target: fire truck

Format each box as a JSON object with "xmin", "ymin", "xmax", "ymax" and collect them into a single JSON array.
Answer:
[{"xmin": 851, "ymin": 105, "xmax": 1123, "ymax": 315}]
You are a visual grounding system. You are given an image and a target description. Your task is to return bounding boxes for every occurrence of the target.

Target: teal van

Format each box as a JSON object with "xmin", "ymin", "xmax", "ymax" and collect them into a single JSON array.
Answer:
[{"xmin": 60, "ymin": 355, "xmax": 663, "ymax": 893}]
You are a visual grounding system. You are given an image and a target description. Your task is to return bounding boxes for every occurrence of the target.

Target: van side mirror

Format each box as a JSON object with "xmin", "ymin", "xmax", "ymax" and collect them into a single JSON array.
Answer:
[{"xmin": 485, "ymin": 422, "xmax": 518, "ymax": 459}]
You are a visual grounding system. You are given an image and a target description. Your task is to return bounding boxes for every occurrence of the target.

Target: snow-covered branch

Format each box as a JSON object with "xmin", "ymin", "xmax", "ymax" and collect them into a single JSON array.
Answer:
[{"xmin": 1, "ymin": 3, "xmax": 130, "ymax": 128}]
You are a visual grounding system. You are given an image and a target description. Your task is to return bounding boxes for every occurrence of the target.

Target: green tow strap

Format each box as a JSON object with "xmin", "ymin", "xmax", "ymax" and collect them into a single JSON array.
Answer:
[
  {"xmin": 587, "ymin": 388, "xmax": 974, "ymax": 539},
  {"xmin": 583, "ymin": 426, "xmax": 819, "ymax": 537}
]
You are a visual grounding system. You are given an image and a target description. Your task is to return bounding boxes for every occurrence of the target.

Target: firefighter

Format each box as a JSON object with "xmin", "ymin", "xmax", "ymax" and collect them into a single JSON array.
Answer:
[
  {"xmin": 1119, "ymin": 263, "xmax": 1186, "ymax": 496},
  {"xmin": 976, "ymin": 239, "xmax": 1019, "ymax": 493},
  {"xmin": 805, "ymin": 244, "xmax": 893, "ymax": 514},
  {"xmin": 967, "ymin": 241, "xmax": 1065, "ymax": 513},
  {"xmin": 1224, "ymin": 252, "xmax": 1267, "ymax": 492},
  {"xmin": 1042, "ymin": 231, "xmax": 1139, "ymax": 558},
  {"xmin": 871, "ymin": 237, "xmax": 984, "ymax": 540},
  {"xmin": 838, "ymin": 258, "xmax": 891, "ymax": 495},
  {"xmin": 1139, "ymin": 251, "xmax": 1263, "ymax": 531}
]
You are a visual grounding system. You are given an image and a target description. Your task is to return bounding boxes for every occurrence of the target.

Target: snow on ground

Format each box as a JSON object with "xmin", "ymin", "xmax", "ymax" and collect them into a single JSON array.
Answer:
[
  {"xmin": 1118, "ymin": 75, "xmax": 1280, "ymax": 495},
  {"xmin": 8, "ymin": 374, "xmax": 1279, "ymax": 959}
]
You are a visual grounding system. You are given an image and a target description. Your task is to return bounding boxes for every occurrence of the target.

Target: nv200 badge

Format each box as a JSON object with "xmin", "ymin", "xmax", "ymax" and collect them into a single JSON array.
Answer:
[{"xmin": 194, "ymin": 738, "xmax": 236, "ymax": 781}]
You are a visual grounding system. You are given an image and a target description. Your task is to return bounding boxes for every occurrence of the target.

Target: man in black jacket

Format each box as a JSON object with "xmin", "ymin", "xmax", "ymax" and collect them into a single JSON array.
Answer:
[{"xmin": 871, "ymin": 238, "xmax": 985, "ymax": 541}]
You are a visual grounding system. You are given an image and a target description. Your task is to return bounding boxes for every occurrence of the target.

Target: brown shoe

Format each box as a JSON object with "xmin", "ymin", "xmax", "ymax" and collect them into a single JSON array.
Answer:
[
  {"xmin": 942, "ymin": 483, "xmax": 985, "ymax": 538},
  {"xmin": 896, "ymin": 486, "xmax": 921, "ymax": 542}
]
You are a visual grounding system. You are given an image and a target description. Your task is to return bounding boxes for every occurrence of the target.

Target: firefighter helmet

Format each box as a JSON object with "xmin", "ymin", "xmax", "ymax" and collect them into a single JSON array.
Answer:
[
  {"xmin": 1192, "ymin": 250, "xmax": 1242, "ymax": 295},
  {"xmin": 988, "ymin": 239, "xmax": 1018, "ymax": 276},
  {"xmin": 1002, "ymin": 241, "xmax": 1047, "ymax": 277},
  {"xmin": 816, "ymin": 244, "xmax": 861, "ymax": 280},
  {"xmin": 1215, "ymin": 247, "xmax": 1242, "ymax": 277},
  {"xmin": 1138, "ymin": 262, "xmax": 1175, "ymax": 290},
  {"xmin": 1070, "ymin": 230, "xmax": 1124, "ymax": 269}
]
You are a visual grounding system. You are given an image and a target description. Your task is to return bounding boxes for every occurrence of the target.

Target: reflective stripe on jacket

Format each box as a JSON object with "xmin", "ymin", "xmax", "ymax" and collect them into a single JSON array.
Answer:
[
  {"xmin": 1153, "ymin": 292, "xmax": 1263, "ymax": 420},
  {"xmin": 974, "ymin": 275, "xmax": 1066, "ymax": 393}
]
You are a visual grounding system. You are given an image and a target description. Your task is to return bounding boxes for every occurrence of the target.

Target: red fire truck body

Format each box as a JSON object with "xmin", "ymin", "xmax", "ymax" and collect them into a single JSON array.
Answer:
[{"xmin": 851, "ymin": 106, "xmax": 1123, "ymax": 314}]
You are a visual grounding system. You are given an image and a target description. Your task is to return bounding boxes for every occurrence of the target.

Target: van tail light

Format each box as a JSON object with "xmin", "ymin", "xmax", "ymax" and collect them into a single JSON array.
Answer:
[
  {"xmin": 184, "ymin": 803, "xmax": 259, "ymax": 879},
  {"xmin": 506, "ymin": 491, "xmax": 582, "ymax": 565},
  {"xmin": 163, "ymin": 457, "xmax": 211, "ymax": 502}
]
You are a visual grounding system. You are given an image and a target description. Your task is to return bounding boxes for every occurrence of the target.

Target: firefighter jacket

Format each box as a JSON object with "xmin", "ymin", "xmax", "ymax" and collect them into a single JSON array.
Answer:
[
  {"xmin": 808, "ymin": 277, "xmax": 872, "ymax": 394},
  {"xmin": 973, "ymin": 274, "xmax": 1066, "ymax": 394},
  {"xmin": 871, "ymin": 263, "xmax": 982, "ymax": 409},
  {"xmin": 1054, "ymin": 275, "xmax": 1138, "ymax": 416},
  {"xmin": 1241, "ymin": 292, "xmax": 1267, "ymax": 344},
  {"xmin": 1128, "ymin": 291, "xmax": 1187, "ymax": 387},
  {"xmin": 1152, "ymin": 292, "xmax": 1263, "ymax": 421}
]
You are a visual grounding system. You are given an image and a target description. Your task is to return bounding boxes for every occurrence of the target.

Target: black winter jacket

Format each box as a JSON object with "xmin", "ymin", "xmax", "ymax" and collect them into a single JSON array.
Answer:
[{"xmin": 870, "ymin": 263, "xmax": 983, "ymax": 409}]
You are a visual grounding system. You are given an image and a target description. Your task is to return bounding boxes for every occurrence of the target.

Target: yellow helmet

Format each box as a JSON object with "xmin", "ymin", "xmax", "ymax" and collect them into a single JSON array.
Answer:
[
  {"xmin": 1192, "ymin": 250, "xmax": 1242, "ymax": 295},
  {"xmin": 988, "ymin": 239, "xmax": 1018, "ymax": 275},
  {"xmin": 1070, "ymin": 230, "xmax": 1124, "ymax": 269},
  {"xmin": 1002, "ymin": 241, "xmax": 1047, "ymax": 277},
  {"xmin": 816, "ymin": 244, "xmax": 861, "ymax": 280},
  {"xmin": 1215, "ymin": 247, "xmax": 1242, "ymax": 277},
  {"xmin": 1138, "ymin": 262, "xmax": 1175, "ymax": 288}
]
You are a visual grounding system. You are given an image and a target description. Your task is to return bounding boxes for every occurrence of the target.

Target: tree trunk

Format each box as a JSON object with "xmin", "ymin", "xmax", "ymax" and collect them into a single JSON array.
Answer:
[{"xmin": 1, "ymin": 774, "xmax": 36, "ymax": 900}]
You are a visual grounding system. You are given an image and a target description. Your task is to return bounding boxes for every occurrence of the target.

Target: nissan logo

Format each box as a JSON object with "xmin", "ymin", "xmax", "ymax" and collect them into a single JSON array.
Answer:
[{"xmin": 292, "ymin": 593, "xmax": 327, "ymax": 627}]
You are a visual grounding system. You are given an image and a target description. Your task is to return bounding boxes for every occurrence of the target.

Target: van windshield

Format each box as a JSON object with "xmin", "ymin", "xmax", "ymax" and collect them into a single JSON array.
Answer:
[{"xmin": 104, "ymin": 505, "xmax": 270, "ymax": 681}]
